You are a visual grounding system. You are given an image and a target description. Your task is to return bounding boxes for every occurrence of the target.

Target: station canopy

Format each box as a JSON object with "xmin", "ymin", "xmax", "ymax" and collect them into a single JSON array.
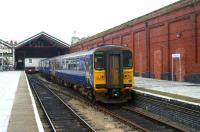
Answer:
[
  {"xmin": 14, "ymin": 32, "xmax": 69, "ymax": 70},
  {"xmin": 15, "ymin": 31, "xmax": 69, "ymax": 49}
]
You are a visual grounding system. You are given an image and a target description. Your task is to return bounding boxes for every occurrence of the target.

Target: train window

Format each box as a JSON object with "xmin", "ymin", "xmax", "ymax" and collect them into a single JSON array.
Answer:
[
  {"xmin": 69, "ymin": 64, "xmax": 77, "ymax": 70},
  {"xmin": 123, "ymin": 51, "xmax": 132, "ymax": 68},
  {"xmin": 29, "ymin": 59, "xmax": 32, "ymax": 63},
  {"xmin": 56, "ymin": 62, "xmax": 59, "ymax": 70},
  {"xmin": 94, "ymin": 51, "xmax": 105, "ymax": 70}
]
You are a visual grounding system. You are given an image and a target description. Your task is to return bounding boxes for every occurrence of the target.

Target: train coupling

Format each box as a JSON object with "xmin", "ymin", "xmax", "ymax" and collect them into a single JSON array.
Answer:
[{"xmin": 110, "ymin": 89, "xmax": 120, "ymax": 97}]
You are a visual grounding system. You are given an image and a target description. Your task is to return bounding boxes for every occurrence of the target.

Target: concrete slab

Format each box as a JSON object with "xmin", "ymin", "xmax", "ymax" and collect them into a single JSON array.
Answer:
[
  {"xmin": 134, "ymin": 77, "xmax": 200, "ymax": 105},
  {"xmin": 7, "ymin": 72, "xmax": 41, "ymax": 132},
  {"xmin": 0, "ymin": 71, "xmax": 21, "ymax": 131},
  {"xmin": 8, "ymin": 72, "xmax": 38, "ymax": 132}
]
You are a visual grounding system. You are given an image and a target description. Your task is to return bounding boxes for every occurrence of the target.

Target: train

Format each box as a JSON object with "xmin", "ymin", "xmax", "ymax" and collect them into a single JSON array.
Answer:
[
  {"xmin": 25, "ymin": 58, "xmax": 45, "ymax": 74},
  {"xmin": 39, "ymin": 45, "xmax": 134, "ymax": 103}
]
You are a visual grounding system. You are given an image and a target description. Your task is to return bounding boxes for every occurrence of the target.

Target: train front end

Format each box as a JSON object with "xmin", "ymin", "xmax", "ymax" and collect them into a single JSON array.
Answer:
[{"xmin": 93, "ymin": 46, "xmax": 134, "ymax": 103}]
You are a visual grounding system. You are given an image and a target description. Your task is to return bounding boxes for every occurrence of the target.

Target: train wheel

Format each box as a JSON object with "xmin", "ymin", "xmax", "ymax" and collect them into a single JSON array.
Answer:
[
  {"xmin": 61, "ymin": 80, "xmax": 65, "ymax": 86},
  {"xmin": 87, "ymin": 91, "xmax": 95, "ymax": 102}
]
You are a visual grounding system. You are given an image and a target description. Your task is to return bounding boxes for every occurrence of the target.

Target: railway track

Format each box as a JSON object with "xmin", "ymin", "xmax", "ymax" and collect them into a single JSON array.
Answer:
[
  {"xmin": 31, "ymin": 75, "xmax": 187, "ymax": 132},
  {"xmin": 106, "ymin": 105, "xmax": 185, "ymax": 132},
  {"xmin": 28, "ymin": 76, "xmax": 96, "ymax": 132},
  {"xmin": 131, "ymin": 91, "xmax": 200, "ymax": 131}
]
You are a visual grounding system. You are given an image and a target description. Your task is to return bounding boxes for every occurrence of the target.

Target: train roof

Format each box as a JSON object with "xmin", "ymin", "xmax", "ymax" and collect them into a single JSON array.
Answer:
[
  {"xmin": 40, "ymin": 44, "xmax": 130, "ymax": 62},
  {"xmin": 90, "ymin": 44, "xmax": 130, "ymax": 51}
]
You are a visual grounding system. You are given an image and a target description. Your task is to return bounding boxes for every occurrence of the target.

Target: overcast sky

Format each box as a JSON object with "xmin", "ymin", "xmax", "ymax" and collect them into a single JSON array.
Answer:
[{"xmin": 0, "ymin": 0, "xmax": 179, "ymax": 44}]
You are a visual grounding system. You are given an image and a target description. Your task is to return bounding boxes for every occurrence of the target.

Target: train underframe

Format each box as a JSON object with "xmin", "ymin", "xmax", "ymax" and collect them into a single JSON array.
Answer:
[
  {"xmin": 41, "ymin": 73, "xmax": 132, "ymax": 103},
  {"xmin": 94, "ymin": 88, "xmax": 132, "ymax": 103}
]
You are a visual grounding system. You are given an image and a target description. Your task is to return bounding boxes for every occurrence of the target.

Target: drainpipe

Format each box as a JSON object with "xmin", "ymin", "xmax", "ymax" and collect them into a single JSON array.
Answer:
[{"xmin": 12, "ymin": 47, "xmax": 15, "ymax": 69}]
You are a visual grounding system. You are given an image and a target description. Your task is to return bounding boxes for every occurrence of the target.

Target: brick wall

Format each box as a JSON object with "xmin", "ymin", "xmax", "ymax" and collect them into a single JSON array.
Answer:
[{"xmin": 70, "ymin": 0, "xmax": 200, "ymax": 83}]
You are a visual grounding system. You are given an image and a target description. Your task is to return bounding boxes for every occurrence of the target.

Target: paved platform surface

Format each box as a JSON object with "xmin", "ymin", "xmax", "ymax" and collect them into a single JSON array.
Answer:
[
  {"xmin": 0, "ymin": 71, "xmax": 21, "ymax": 131},
  {"xmin": 134, "ymin": 77, "xmax": 200, "ymax": 105},
  {"xmin": 0, "ymin": 71, "xmax": 43, "ymax": 132}
]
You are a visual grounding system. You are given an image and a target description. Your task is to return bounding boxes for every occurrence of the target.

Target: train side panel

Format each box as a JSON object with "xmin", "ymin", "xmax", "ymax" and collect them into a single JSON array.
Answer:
[{"xmin": 49, "ymin": 54, "xmax": 94, "ymax": 90}]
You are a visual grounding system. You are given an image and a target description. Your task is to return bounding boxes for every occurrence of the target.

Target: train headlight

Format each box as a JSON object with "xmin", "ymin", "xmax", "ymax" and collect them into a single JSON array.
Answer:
[
  {"xmin": 97, "ymin": 75, "xmax": 104, "ymax": 80},
  {"xmin": 124, "ymin": 74, "xmax": 131, "ymax": 79}
]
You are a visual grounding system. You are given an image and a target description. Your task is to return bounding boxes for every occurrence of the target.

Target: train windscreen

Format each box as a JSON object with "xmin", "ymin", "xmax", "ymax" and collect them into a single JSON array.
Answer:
[
  {"xmin": 123, "ymin": 50, "xmax": 132, "ymax": 68},
  {"xmin": 94, "ymin": 51, "xmax": 105, "ymax": 70}
]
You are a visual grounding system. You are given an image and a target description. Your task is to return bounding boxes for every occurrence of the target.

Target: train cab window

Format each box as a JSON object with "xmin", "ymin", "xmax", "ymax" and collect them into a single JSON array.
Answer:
[
  {"xmin": 123, "ymin": 51, "xmax": 132, "ymax": 68},
  {"xmin": 29, "ymin": 59, "xmax": 32, "ymax": 63},
  {"xmin": 94, "ymin": 51, "xmax": 105, "ymax": 70},
  {"xmin": 48, "ymin": 61, "xmax": 51, "ymax": 68}
]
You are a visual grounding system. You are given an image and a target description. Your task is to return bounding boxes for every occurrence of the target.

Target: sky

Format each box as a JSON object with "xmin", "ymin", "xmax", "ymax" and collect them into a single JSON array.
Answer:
[{"xmin": 0, "ymin": 0, "xmax": 179, "ymax": 45}]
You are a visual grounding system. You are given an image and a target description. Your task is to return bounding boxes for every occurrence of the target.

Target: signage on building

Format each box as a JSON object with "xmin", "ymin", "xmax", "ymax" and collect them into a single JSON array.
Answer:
[
  {"xmin": 18, "ymin": 60, "xmax": 22, "ymax": 62},
  {"xmin": 172, "ymin": 53, "xmax": 180, "ymax": 59}
]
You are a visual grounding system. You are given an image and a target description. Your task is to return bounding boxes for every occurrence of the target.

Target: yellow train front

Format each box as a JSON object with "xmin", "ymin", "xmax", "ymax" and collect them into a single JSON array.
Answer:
[{"xmin": 92, "ymin": 45, "xmax": 134, "ymax": 103}]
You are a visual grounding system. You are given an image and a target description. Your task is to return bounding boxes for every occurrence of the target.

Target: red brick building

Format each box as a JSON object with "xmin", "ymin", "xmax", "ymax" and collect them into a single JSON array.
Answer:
[{"xmin": 70, "ymin": 0, "xmax": 200, "ymax": 83}]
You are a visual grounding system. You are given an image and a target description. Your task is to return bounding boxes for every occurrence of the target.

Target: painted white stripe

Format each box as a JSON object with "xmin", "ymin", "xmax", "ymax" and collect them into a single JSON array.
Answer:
[
  {"xmin": 133, "ymin": 89, "xmax": 200, "ymax": 106},
  {"xmin": 25, "ymin": 72, "xmax": 44, "ymax": 132}
]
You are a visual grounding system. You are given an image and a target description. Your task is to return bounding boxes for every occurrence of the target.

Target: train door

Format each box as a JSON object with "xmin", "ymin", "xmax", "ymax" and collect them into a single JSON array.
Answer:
[
  {"xmin": 110, "ymin": 54, "xmax": 120, "ymax": 86},
  {"xmin": 106, "ymin": 51, "xmax": 123, "ymax": 88}
]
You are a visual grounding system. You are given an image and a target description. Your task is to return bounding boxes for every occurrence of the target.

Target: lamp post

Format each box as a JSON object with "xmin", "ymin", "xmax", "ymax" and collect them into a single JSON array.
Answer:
[
  {"xmin": 0, "ymin": 47, "xmax": 3, "ymax": 71},
  {"xmin": 1, "ymin": 47, "xmax": 4, "ymax": 71}
]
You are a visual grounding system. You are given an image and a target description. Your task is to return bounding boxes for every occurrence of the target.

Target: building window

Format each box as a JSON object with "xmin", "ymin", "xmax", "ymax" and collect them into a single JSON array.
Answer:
[{"xmin": 29, "ymin": 59, "xmax": 32, "ymax": 63}]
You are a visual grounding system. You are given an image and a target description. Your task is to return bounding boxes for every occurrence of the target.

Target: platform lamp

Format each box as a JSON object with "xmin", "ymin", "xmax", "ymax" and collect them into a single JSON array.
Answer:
[{"xmin": 2, "ymin": 49, "xmax": 3, "ymax": 71}]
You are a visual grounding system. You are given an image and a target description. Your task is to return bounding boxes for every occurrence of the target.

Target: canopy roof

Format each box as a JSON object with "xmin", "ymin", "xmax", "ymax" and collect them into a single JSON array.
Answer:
[
  {"xmin": 15, "ymin": 32, "xmax": 69, "ymax": 49},
  {"xmin": 0, "ymin": 39, "xmax": 12, "ymax": 48}
]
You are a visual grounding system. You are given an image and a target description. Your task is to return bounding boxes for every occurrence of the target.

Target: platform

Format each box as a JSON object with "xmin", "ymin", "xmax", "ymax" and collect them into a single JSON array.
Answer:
[
  {"xmin": 134, "ymin": 77, "xmax": 200, "ymax": 105},
  {"xmin": 0, "ymin": 71, "xmax": 43, "ymax": 132}
]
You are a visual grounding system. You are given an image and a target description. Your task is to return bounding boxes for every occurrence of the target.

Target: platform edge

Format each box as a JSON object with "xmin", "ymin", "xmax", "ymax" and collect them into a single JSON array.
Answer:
[
  {"xmin": 133, "ymin": 89, "xmax": 200, "ymax": 106},
  {"xmin": 25, "ymin": 72, "xmax": 44, "ymax": 132}
]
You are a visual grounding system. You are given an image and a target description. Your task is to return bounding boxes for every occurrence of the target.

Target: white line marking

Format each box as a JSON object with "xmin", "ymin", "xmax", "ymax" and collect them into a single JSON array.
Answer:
[
  {"xmin": 25, "ymin": 72, "xmax": 44, "ymax": 132},
  {"xmin": 133, "ymin": 89, "xmax": 200, "ymax": 106}
]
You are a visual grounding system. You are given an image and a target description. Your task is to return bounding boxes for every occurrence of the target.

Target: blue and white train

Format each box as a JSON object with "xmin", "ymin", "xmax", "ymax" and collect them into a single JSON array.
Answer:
[{"xmin": 39, "ymin": 45, "xmax": 134, "ymax": 103}]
